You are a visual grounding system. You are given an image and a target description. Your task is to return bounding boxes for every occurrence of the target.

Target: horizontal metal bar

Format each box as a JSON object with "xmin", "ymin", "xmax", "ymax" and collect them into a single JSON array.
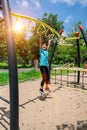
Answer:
[{"xmin": 0, "ymin": 96, "xmax": 10, "ymax": 104}]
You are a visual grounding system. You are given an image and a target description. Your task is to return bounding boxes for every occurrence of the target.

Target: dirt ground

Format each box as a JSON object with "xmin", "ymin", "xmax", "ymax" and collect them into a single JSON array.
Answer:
[{"xmin": 0, "ymin": 76, "xmax": 87, "ymax": 130}]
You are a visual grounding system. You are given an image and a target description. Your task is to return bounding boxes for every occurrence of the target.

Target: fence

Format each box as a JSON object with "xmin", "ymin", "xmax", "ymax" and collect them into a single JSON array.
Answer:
[{"xmin": 51, "ymin": 67, "xmax": 87, "ymax": 90}]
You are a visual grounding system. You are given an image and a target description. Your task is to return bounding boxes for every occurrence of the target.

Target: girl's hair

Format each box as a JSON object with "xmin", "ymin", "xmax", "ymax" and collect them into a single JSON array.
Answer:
[{"xmin": 42, "ymin": 40, "xmax": 48, "ymax": 46}]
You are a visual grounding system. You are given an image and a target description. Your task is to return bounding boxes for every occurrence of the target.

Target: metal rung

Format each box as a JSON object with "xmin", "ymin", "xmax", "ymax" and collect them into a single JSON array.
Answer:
[{"xmin": 0, "ymin": 96, "xmax": 10, "ymax": 104}]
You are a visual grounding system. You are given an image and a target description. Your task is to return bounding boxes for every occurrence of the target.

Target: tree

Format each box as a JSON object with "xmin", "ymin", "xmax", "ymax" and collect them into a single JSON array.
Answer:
[
  {"xmin": 42, "ymin": 13, "xmax": 64, "ymax": 32},
  {"xmin": 0, "ymin": 18, "xmax": 7, "ymax": 63},
  {"xmin": 52, "ymin": 45, "xmax": 76, "ymax": 65},
  {"xmin": 66, "ymin": 21, "xmax": 87, "ymax": 65},
  {"xmin": 72, "ymin": 21, "xmax": 82, "ymax": 33},
  {"xmin": 15, "ymin": 31, "xmax": 30, "ymax": 67}
]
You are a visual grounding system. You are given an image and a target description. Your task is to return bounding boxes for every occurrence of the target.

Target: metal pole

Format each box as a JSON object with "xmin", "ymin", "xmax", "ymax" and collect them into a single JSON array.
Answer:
[
  {"xmin": 49, "ymin": 39, "xmax": 58, "ymax": 79},
  {"xmin": 1, "ymin": 0, "xmax": 19, "ymax": 130},
  {"xmin": 76, "ymin": 32, "xmax": 80, "ymax": 83},
  {"xmin": 49, "ymin": 31, "xmax": 63, "ymax": 81},
  {"xmin": 79, "ymin": 25, "xmax": 87, "ymax": 46}
]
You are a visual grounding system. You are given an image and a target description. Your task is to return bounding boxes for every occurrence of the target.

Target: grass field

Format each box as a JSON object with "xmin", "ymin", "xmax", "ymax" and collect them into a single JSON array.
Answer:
[{"xmin": 0, "ymin": 69, "xmax": 41, "ymax": 86}]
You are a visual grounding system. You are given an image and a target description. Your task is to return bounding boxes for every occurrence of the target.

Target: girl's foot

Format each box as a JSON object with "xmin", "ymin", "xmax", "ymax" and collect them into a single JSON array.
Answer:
[{"xmin": 45, "ymin": 87, "xmax": 51, "ymax": 92}]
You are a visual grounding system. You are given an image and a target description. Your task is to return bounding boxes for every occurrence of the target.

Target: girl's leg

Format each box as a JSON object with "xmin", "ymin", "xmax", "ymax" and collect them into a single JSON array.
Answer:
[
  {"xmin": 40, "ymin": 79, "xmax": 44, "ymax": 90},
  {"xmin": 40, "ymin": 66, "xmax": 46, "ymax": 92},
  {"xmin": 45, "ymin": 67, "xmax": 51, "ymax": 92},
  {"xmin": 45, "ymin": 82, "xmax": 51, "ymax": 92},
  {"xmin": 40, "ymin": 72, "xmax": 48, "ymax": 92}
]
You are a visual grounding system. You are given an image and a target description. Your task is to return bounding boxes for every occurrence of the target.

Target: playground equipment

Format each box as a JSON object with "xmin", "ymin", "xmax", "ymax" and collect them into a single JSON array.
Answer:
[
  {"xmin": 50, "ymin": 27, "xmax": 87, "ymax": 89},
  {"xmin": 79, "ymin": 25, "xmax": 87, "ymax": 46},
  {"xmin": 11, "ymin": 12, "xmax": 61, "ymax": 38},
  {"xmin": 50, "ymin": 27, "xmax": 87, "ymax": 85},
  {"xmin": 0, "ymin": 0, "xmax": 19, "ymax": 130},
  {"xmin": 0, "ymin": 0, "xmax": 87, "ymax": 130},
  {"xmin": 51, "ymin": 66, "xmax": 87, "ymax": 90}
]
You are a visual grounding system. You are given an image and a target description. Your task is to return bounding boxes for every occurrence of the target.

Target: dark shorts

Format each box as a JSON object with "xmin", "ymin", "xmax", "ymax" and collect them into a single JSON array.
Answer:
[{"xmin": 40, "ymin": 66, "xmax": 50, "ymax": 82}]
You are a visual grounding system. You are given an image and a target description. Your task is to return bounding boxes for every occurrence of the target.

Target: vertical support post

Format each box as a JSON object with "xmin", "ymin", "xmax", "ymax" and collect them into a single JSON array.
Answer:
[
  {"xmin": 79, "ymin": 25, "xmax": 87, "ymax": 46},
  {"xmin": 82, "ymin": 72, "xmax": 84, "ymax": 89},
  {"xmin": 67, "ymin": 70, "xmax": 69, "ymax": 87},
  {"xmin": 75, "ymin": 32, "xmax": 80, "ymax": 83},
  {"xmin": 49, "ymin": 30, "xmax": 63, "ymax": 82},
  {"xmin": 60, "ymin": 70, "xmax": 62, "ymax": 86},
  {"xmin": 49, "ymin": 39, "xmax": 58, "ymax": 80},
  {"xmin": 1, "ymin": 0, "xmax": 19, "ymax": 130},
  {"xmin": 74, "ymin": 71, "xmax": 76, "ymax": 87},
  {"xmin": 54, "ymin": 69, "xmax": 56, "ymax": 84}
]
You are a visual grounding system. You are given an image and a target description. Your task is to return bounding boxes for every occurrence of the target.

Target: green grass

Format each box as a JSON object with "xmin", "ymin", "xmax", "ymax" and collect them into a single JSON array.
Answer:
[
  {"xmin": 0, "ymin": 69, "xmax": 41, "ymax": 86},
  {"xmin": 0, "ymin": 72, "xmax": 9, "ymax": 86},
  {"xmin": 18, "ymin": 69, "xmax": 41, "ymax": 82}
]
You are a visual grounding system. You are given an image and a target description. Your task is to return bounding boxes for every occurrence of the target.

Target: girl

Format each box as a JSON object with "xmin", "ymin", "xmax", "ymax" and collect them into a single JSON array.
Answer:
[{"xmin": 39, "ymin": 32, "xmax": 51, "ymax": 94}]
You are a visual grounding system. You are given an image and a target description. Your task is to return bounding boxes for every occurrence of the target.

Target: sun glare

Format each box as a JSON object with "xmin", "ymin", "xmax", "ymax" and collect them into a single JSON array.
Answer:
[{"xmin": 13, "ymin": 22, "xmax": 23, "ymax": 32}]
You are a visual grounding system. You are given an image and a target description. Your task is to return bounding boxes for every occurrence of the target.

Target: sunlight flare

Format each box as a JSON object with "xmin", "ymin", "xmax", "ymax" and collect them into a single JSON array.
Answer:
[{"xmin": 13, "ymin": 21, "xmax": 23, "ymax": 32}]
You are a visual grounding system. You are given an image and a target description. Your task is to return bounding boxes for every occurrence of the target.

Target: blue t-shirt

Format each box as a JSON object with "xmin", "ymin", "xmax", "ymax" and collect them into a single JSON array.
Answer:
[{"xmin": 40, "ymin": 49, "xmax": 48, "ymax": 66}]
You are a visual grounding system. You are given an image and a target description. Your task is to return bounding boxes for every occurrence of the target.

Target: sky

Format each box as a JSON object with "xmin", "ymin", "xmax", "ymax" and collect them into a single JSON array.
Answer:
[{"xmin": 9, "ymin": 0, "xmax": 87, "ymax": 35}]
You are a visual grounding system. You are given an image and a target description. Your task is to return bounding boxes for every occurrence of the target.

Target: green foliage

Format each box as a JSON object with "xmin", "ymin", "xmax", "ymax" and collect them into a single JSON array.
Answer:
[
  {"xmin": 68, "ymin": 21, "xmax": 87, "ymax": 46},
  {"xmin": 28, "ymin": 34, "xmax": 39, "ymax": 60},
  {"xmin": 42, "ymin": 12, "xmax": 64, "ymax": 31},
  {"xmin": 80, "ymin": 46, "xmax": 87, "ymax": 63},
  {"xmin": 15, "ymin": 32, "xmax": 30, "ymax": 67},
  {"xmin": 51, "ymin": 45, "xmax": 76, "ymax": 65},
  {"xmin": 71, "ymin": 21, "xmax": 82, "ymax": 33},
  {"xmin": 0, "ymin": 18, "xmax": 7, "ymax": 60},
  {"xmin": 18, "ymin": 69, "xmax": 41, "ymax": 82},
  {"xmin": 0, "ymin": 62, "xmax": 8, "ymax": 69}
]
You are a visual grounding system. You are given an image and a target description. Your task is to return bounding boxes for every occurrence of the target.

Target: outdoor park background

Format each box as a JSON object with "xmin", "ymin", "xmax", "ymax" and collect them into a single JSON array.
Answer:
[
  {"xmin": 0, "ymin": 7, "xmax": 87, "ymax": 85},
  {"xmin": 0, "ymin": 0, "xmax": 87, "ymax": 71},
  {"xmin": 0, "ymin": 1, "xmax": 87, "ymax": 130}
]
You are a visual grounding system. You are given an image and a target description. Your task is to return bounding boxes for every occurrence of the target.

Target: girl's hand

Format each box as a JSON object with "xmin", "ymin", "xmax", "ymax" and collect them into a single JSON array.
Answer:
[{"xmin": 48, "ymin": 34, "xmax": 51, "ymax": 39}]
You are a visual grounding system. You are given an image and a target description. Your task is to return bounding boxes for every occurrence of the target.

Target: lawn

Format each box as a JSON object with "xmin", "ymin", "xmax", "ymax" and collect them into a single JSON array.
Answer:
[{"xmin": 0, "ymin": 69, "xmax": 41, "ymax": 86}]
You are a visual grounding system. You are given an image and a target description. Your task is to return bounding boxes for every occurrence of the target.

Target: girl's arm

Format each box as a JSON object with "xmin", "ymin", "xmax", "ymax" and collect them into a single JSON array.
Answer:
[
  {"xmin": 47, "ymin": 34, "xmax": 51, "ymax": 49},
  {"xmin": 39, "ymin": 32, "xmax": 42, "ymax": 48},
  {"xmin": 47, "ymin": 39, "xmax": 51, "ymax": 49}
]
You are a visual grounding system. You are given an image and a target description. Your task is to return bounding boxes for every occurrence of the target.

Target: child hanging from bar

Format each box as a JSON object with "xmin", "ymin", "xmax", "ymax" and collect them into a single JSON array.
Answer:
[{"xmin": 39, "ymin": 32, "xmax": 51, "ymax": 94}]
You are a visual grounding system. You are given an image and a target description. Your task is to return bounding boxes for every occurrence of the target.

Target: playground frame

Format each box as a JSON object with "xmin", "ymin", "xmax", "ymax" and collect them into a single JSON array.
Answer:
[
  {"xmin": 51, "ymin": 67, "xmax": 87, "ymax": 90},
  {"xmin": 0, "ymin": 0, "xmax": 87, "ymax": 130},
  {"xmin": 0, "ymin": 0, "xmax": 19, "ymax": 130}
]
